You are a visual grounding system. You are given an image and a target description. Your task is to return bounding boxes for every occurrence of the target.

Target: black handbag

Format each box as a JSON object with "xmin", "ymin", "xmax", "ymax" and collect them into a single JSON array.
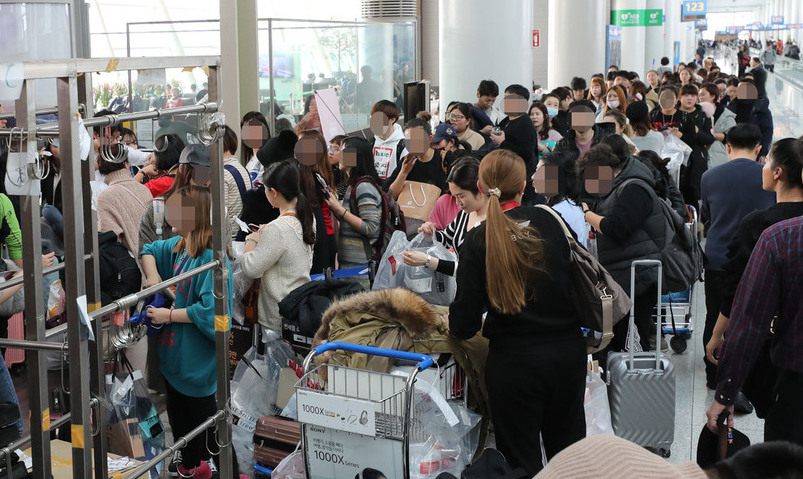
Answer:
[{"xmin": 461, "ymin": 449, "xmax": 527, "ymax": 479}]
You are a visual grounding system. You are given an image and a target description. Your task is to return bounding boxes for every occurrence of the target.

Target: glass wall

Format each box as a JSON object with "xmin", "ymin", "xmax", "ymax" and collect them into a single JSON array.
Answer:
[{"xmin": 112, "ymin": 18, "xmax": 417, "ymax": 134}]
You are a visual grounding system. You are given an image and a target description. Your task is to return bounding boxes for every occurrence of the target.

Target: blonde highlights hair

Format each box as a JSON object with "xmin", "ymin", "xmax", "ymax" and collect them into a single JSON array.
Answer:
[
  {"xmin": 479, "ymin": 150, "xmax": 544, "ymax": 315},
  {"xmin": 173, "ymin": 185, "xmax": 213, "ymax": 258}
]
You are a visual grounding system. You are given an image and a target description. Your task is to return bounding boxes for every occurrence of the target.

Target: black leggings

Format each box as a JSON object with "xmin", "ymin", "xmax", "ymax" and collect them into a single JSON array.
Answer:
[
  {"xmin": 164, "ymin": 379, "xmax": 217, "ymax": 469},
  {"xmin": 486, "ymin": 333, "xmax": 587, "ymax": 476}
]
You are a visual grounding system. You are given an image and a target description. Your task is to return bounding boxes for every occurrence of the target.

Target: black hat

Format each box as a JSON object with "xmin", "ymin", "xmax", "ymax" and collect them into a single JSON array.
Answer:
[
  {"xmin": 256, "ymin": 129, "xmax": 297, "ymax": 167},
  {"xmin": 696, "ymin": 423, "xmax": 751, "ymax": 468},
  {"xmin": 626, "ymin": 101, "xmax": 650, "ymax": 124}
]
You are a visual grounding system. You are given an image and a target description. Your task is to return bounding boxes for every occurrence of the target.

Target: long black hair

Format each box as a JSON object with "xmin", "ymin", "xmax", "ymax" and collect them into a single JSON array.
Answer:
[
  {"xmin": 446, "ymin": 157, "xmax": 480, "ymax": 194},
  {"xmin": 342, "ymin": 137, "xmax": 379, "ymax": 186},
  {"xmin": 154, "ymin": 134, "xmax": 185, "ymax": 172},
  {"xmin": 263, "ymin": 160, "xmax": 316, "ymax": 245}
]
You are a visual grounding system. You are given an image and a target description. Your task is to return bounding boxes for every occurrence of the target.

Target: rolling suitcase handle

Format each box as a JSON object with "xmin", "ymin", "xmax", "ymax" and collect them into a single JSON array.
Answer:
[{"xmin": 629, "ymin": 259, "xmax": 663, "ymax": 371}]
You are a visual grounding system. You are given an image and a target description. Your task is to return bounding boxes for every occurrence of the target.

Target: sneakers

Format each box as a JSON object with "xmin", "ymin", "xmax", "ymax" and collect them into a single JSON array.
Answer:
[
  {"xmin": 207, "ymin": 457, "xmax": 219, "ymax": 479},
  {"xmin": 168, "ymin": 450, "xmax": 183, "ymax": 478}
]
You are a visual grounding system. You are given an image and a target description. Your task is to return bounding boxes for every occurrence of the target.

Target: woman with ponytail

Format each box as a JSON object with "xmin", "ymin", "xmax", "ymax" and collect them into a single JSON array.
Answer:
[
  {"xmin": 449, "ymin": 149, "xmax": 587, "ymax": 475},
  {"xmin": 240, "ymin": 160, "xmax": 315, "ymax": 332}
]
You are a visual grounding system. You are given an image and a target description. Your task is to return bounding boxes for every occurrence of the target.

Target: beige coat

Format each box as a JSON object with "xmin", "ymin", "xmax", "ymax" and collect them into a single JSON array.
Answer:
[{"xmin": 97, "ymin": 168, "xmax": 153, "ymax": 259}]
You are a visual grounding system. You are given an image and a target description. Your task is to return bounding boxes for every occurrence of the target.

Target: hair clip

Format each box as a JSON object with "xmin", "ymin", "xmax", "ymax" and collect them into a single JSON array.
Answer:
[{"xmin": 488, "ymin": 187, "xmax": 501, "ymax": 198}]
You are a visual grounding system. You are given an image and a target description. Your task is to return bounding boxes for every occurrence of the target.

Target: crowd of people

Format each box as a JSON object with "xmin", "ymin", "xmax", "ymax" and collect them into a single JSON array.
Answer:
[{"xmin": 1, "ymin": 43, "xmax": 803, "ymax": 479}]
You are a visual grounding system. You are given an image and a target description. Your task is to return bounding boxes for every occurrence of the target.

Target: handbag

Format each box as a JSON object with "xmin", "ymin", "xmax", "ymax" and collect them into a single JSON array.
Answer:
[
  {"xmin": 243, "ymin": 280, "xmax": 261, "ymax": 325},
  {"xmin": 397, "ymin": 181, "xmax": 441, "ymax": 222},
  {"xmin": 536, "ymin": 205, "xmax": 631, "ymax": 353}
]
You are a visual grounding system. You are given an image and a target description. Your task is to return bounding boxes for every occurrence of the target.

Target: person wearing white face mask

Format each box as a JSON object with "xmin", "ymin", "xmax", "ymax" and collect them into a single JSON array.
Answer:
[
  {"xmin": 596, "ymin": 86, "xmax": 628, "ymax": 123},
  {"xmin": 544, "ymin": 93, "xmax": 569, "ymax": 137}
]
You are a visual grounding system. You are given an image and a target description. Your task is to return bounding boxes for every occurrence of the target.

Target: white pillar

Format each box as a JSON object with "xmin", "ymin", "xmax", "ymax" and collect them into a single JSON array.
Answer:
[
  {"xmin": 644, "ymin": 0, "xmax": 666, "ymax": 71},
  {"xmin": 532, "ymin": 0, "xmax": 549, "ymax": 88},
  {"xmin": 547, "ymin": 0, "xmax": 606, "ymax": 88},
  {"xmin": 420, "ymin": 0, "xmax": 439, "ymax": 86},
  {"xmin": 664, "ymin": 0, "xmax": 682, "ymax": 67},
  {"xmin": 439, "ymin": 0, "xmax": 533, "ymax": 112},
  {"xmin": 612, "ymin": 0, "xmax": 647, "ymax": 75},
  {"xmin": 220, "ymin": 0, "xmax": 258, "ymax": 128}
]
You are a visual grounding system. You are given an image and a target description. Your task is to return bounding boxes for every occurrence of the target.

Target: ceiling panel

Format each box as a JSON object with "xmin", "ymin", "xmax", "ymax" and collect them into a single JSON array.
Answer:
[{"xmin": 707, "ymin": 0, "xmax": 768, "ymax": 13}]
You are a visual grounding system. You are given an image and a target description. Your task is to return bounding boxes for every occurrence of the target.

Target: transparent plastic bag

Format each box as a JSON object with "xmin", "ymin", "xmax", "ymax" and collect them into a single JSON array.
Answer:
[
  {"xmin": 372, "ymin": 230, "xmax": 409, "ymax": 291},
  {"xmin": 662, "ymin": 134, "xmax": 692, "ymax": 186},
  {"xmin": 231, "ymin": 332, "xmax": 296, "ymax": 475},
  {"xmin": 584, "ymin": 370, "xmax": 613, "ymax": 436},
  {"xmin": 230, "ymin": 257, "xmax": 254, "ymax": 325},
  {"xmin": 271, "ymin": 450, "xmax": 306, "ymax": 479},
  {"xmin": 373, "ymin": 232, "xmax": 457, "ymax": 305}
]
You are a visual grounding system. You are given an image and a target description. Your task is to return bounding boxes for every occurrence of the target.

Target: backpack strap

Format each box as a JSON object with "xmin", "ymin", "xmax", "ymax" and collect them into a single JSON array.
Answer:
[
  {"xmin": 224, "ymin": 164, "xmax": 248, "ymax": 201},
  {"xmin": 153, "ymin": 198, "xmax": 165, "ymax": 240}
]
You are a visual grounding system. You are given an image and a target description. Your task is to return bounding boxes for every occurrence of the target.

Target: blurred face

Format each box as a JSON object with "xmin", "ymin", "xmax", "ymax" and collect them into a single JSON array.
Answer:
[
  {"xmin": 590, "ymin": 83, "xmax": 602, "ymax": 99},
  {"xmin": 698, "ymin": 89, "xmax": 716, "ymax": 104},
  {"xmin": 370, "ymin": 111, "xmax": 393, "ymax": 138},
  {"xmin": 529, "ymin": 107, "xmax": 545, "ymax": 129},
  {"xmin": 165, "ymin": 193, "xmax": 197, "ymax": 235},
  {"xmin": 659, "ymin": 90, "xmax": 677, "ymax": 111},
  {"xmin": 448, "ymin": 183, "xmax": 484, "ymax": 212},
  {"xmin": 448, "ymin": 109, "xmax": 469, "ymax": 133},
  {"xmin": 404, "ymin": 127, "xmax": 430, "ymax": 156},
  {"xmin": 503, "ymin": 94, "xmax": 529, "ymax": 116},
  {"xmin": 680, "ymin": 93, "xmax": 697, "ymax": 110},
  {"xmin": 571, "ymin": 111, "xmax": 596, "ymax": 134},
  {"xmin": 531, "ymin": 160, "xmax": 560, "ymax": 196},
  {"xmin": 477, "ymin": 94, "xmax": 496, "ymax": 110}
]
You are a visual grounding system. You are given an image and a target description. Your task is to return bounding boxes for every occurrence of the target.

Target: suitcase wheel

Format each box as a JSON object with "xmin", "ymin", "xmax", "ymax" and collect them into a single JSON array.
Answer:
[{"xmin": 670, "ymin": 336, "xmax": 687, "ymax": 354}]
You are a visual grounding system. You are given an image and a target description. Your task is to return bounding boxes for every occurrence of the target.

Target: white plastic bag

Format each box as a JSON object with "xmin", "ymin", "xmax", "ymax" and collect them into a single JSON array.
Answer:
[
  {"xmin": 231, "ymin": 333, "xmax": 296, "ymax": 476},
  {"xmin": 584, "ymin": 370, "xmax": 613, "ymax": 436},
  {"xmin": 230, "ymin": 256, "xmax": 254, "ymax": 325},
  {"xmin": 373, "ymin": 232, "xmax": 458, "ymax": 306},
  {"xmin": 271, "ymin": 450, "xmax": 306, "ymax": 479},
  {"xmin": 661, "ymin": 134, "xmax": 692, "ymax": 187}
]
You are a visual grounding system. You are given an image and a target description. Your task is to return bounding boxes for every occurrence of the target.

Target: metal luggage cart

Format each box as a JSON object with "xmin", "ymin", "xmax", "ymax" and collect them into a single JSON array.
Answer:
[
  {"xmin": 295, "ymin": 342, "xmax": 466, "ymax": 479},
  {"xmin": 656, "ymin": 205, "xmax": 701, "ymax": 354}
]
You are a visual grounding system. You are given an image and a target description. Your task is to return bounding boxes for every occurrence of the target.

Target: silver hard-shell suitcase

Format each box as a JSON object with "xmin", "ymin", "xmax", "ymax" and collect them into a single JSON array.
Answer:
[{"xmin": 607, "ymin": 259, "xmax": 676, "ymax": 457}]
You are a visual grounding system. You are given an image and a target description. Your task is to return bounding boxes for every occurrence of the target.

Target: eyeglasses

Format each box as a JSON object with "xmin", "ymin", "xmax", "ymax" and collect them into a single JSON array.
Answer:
[
  {"xmin": 449, "ymin": 114, "xmax": 466, "ymax": 121},
  {"xmin": 328, "ymin": 144, "xmax": 341, "ymax": 152}
]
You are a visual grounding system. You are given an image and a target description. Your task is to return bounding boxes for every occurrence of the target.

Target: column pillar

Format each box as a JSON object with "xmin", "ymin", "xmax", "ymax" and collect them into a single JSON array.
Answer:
[
  {"xmin": 439, "ymin": 0, "xmax": 532, "ymax": 112},
  {"xmin": 644, "ymin": 0, "xmax": 666, "ymax": 71},
  {"xmin": 612, "ymin": 0, "xmax": 647, "ymax": 74},
  {"xmin": 420, "ymin": 0, "xmax": 439, "ymax": 86},
  {"xmin": 547, "ymin": 0, "xmax": 605, "ymax": 88},
  {"xmin": 532, "ymin": 0, "xmax": 549, "ymax": 88},
  {"xmin": 664, "ymin": 0, "xmax": 682, "ymax": 68},
  {"xmin": 220, "ymin": 0, "xmax": 258, "ymax": 130}
]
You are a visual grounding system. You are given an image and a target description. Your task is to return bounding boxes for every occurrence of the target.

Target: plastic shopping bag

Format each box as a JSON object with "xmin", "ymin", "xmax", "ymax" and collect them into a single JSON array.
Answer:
[
  {"xmin": 373, "ymin": 232, "xmax": 458, "ymax": 306},
  {"xmin": 661, "ymin": 134, "xmax": 692, "ymax": 187},
  {"xmin": 271, "ymin": 450, "xmax": 306, "ymax": 479},
  {"xmin": 231, "ymin": 254, "xmax": 254, "ymax": 325},
  {"xmin": 231, "ymin": 332, "xmax": 296, "ymax": 476},
  {"xmin": 584, "ymin": 370, "xmax": 613, "ymax": 436}
]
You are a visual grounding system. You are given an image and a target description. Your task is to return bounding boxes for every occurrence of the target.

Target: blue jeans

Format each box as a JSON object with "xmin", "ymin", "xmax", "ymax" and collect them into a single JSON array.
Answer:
[
  {"xmin": 0, "ymin": 353, "xmax": 22, "ymax": 434},
  {"xmin": 42, "ymin": 204, "xmax": 64, "ymax": 243}
]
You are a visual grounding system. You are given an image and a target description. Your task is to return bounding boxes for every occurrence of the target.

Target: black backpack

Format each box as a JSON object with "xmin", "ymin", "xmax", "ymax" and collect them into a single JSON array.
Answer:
[{"xmin": 98, "ymin": 231, "xmax": 142, "ymax": 305}]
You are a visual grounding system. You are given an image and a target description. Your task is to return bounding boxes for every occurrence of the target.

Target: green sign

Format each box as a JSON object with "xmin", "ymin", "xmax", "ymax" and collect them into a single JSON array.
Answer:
[{"xmin": 611, "ymin": 9, "xmax": 664, "ymax": 27}]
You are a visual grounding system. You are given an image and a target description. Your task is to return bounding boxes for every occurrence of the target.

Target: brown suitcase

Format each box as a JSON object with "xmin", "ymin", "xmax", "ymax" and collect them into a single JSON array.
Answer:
[{"xmin": 253, "ymin": 415, "xmax": 301, "ymax": 468}]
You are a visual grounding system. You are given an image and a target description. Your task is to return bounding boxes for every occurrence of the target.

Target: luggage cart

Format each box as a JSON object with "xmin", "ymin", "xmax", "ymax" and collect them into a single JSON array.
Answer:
[
  {"xmin": 657, "ymin": 205, "xmax": 701, "ymax": 354},
  {"xmin": 295, "ymin": 342, "xmax": 467, "ymax": 479}
]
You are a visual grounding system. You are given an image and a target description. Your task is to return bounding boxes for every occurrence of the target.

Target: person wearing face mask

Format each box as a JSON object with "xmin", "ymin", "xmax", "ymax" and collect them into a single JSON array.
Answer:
[
  {"xmin": 404, "ymin": 158, "xmax": 486, "ymax": 276},
  {"xmin": 140, "ymin": 185, "xmax": 234, "ymax": 479},
  {"xmin": 596, "ymin": 86, "xmax": 628, "ymax": 123},
  {"xmin": 544, "ymin": 93, "xmax": 569, "ymax": 137},
  {"xmin": 529, "ymin": 102, "xmax": 563, "ymax": 159},
  {"xmin": 677, "ymin": 84, "xmax": 715, "ymax": 205},
  {"xmin": 586, "ymin": 77, "xmax": 607, "ymax": 112}
]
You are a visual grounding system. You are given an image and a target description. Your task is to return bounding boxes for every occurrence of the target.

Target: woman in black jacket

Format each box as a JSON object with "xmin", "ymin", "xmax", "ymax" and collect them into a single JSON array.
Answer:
[{"xmin": 450, "ymin": 149, "xmax": 586, "ymax": 475}]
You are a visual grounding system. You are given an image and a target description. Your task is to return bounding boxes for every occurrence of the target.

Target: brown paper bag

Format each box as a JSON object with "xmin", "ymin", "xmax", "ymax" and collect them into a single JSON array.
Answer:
[{"xmin": 397, "ymin": 181, "xmax": 442, "ymax": 222}]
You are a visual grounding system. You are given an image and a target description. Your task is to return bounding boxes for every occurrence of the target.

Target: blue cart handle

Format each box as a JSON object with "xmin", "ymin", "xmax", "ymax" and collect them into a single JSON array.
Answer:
[{"xmin": 311, "ymin": 341, "xmax": 435, "ymax": 371}]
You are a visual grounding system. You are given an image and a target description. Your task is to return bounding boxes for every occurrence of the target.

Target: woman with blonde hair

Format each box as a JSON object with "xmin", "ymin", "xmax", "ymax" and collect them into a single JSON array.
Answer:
[{"xmin": 449, "ymin": 149, "xmax": 586, "ymax": 475}]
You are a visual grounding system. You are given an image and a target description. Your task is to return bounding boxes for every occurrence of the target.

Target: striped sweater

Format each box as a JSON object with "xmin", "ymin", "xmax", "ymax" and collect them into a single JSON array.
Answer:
[{"xmin": 336, "ymin": 181, "xmax": 382, "ymax": 267}]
